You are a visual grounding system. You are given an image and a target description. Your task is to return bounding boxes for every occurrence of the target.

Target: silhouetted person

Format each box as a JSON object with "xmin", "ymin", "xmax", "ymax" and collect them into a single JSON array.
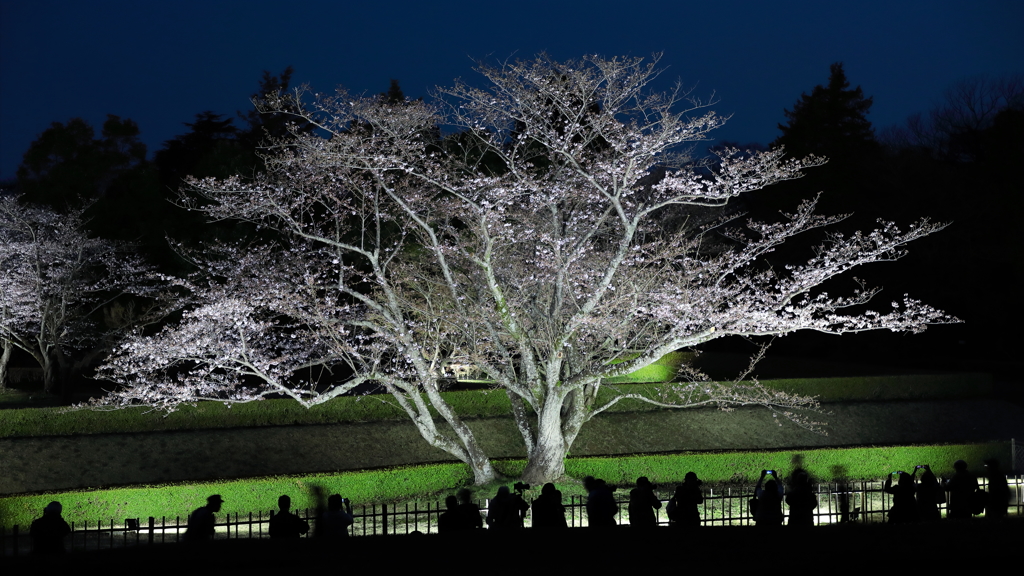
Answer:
[
  {"xmin": 30, "ymin": 501, "xmax": 71, "ymax": 555},
  {"xmin": 914, "ymin": 464, "xmax": 942, "ymax": 522},
  {"xmin": 583, "ymin": 476, "xmax": 618, "ymax": 528},
  {"xmin": 438, "ymin": 495, "xmax": 461, "ymax": 533},
  {"xmin": 269, "ymin": 494, "xmax": 309, "ymax": 539},
  {"xmin": 531, "ymin": 483, "xmax": 567, "ymax": 529},
  {"xmin": 830, "ymin": 465, "xmax": 854, "ymax": 523},
  {"xmin": 628, "ymin": 476, "xmax": 662, "ymax": 528},
  {"xmin": 666, "ymin": 472, "xmax": 703, "ymax": 528},
  {"xmin": 486, "ymin": 486, "xmax": 528, "ymax": 530},
  {"xmin": 456, "ymin": 489, "xmax": 484, "ymax": 530},
  {"xmin": 983, "ymin": 459, "xmax": 1010, "ymax": 519},
  {"xmin": 884, "ymin": 470, "xmax": 918, "ymax": 524},
  {"xmin": 786, "ymin": 468, "xmax": 817, "ymax": 527},
  {"xmin": 754, "ymin": 470, "xmax": 784, "ymax": 527},
  {"xmin": 316, "ymin": 494, "xmax": 354, "ymax": 538},
  {"xmin": 185, "ymin": 494, "xmax": 223, "ymax": 542},
  {"xmin": 944, "ymin": 460, "xmax": 978, "ymax": 519}
]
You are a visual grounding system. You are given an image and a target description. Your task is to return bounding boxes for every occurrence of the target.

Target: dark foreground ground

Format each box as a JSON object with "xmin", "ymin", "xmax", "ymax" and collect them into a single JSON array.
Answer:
[{"xmin": 6, "ymin": 517, "xmax": 1022, "ymax": 571}]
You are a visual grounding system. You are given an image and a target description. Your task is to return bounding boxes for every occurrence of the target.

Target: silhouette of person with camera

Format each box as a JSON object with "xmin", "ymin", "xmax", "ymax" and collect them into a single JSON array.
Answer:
[
  {"xmin": 884, "ymin": 470, "xmax": 919, "ymax": 524},
  {"xmin": 531, "ymin": 483, "xmax": 568, "ymax": 529},
  {"xmin": 628, "ymin": 476, "xmax": 662, "ymax": 529},
  {"xmin": 667, "ymin": 472, "xmax": 703, "ymax": 528},
  {"xmin": 753, "ymin": 470, "xmax": 784, "ymax": 527}
]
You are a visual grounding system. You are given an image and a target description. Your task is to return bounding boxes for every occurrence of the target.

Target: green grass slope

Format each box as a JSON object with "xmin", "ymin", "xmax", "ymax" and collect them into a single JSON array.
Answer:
[{"xmin": 0, "ymin": 441, "xmax": 1008, "ymax": 530}]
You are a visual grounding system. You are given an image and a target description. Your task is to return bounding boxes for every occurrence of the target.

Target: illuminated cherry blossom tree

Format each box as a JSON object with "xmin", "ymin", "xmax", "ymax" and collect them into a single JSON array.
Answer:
[
  {"xmin": 0, "ymin": 196, "xmax": 162, "ymax": 394},
  {"xmin": 90, "ymin": 55, "xmax": 954, "ymax": 483}
]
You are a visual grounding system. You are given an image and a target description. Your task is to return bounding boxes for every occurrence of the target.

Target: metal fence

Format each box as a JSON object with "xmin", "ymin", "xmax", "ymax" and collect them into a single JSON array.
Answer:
[{"xmin": 3, "ymin": 475, "xmax": 1021, "ymax": 556}]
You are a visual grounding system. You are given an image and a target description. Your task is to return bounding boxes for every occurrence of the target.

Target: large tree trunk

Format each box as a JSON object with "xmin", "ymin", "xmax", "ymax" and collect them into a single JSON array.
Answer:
[
  {"xmin": 0, "ymin": 339, "xmax": 11, "ymax": 392},
  {"xmin": 389, "ymin": 371, "xmax": 499, "ymax": 485},
  {"xmin": 56, "ymin": 348, "xmax": 76, "ymax": 402},
  {"xmin": 520, "ymin": 395, "xmax": 570, "ymax": 484},
  {"xmin": 465, "ymin": 445, "xmax": 498, "ymax": 485},
  {"xmin": 419, "ymin": 376, "xmax": 498, "ymax": 485},
  {"xmin": 406, "ymin": 413, "xmax": 497, "ymax": 484},
  {"xmin": 401, "ymin": 401, "xmax": 498, "ymax": 485},
  {"xmin": 42, "ymin": 353, "xmax": 59, "ymax": 395},
  {"xmin": 520, "ymin": 435, "xmax": 568, "ymax": 485}
]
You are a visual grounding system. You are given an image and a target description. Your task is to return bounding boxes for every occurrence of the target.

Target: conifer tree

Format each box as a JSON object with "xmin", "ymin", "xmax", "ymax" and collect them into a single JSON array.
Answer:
[
  {"xmin": 756, "ymin": 63, "xmax": 884, "ymax": 225},
  {"xmin": 773, "ymin": 62, "xmax": 878, "ymax": 159}
]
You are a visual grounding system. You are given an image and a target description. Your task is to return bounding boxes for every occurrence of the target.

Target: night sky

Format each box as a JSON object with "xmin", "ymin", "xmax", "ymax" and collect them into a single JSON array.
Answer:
[{"xmin": 1, "ymin": 0, "xmax": 1021, "ymax": 180}]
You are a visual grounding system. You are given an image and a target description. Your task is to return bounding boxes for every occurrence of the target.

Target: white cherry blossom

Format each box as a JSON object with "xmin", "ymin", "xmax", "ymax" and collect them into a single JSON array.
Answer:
[{"xmin": 89, "ymin": 55, "xmax": 955, "ymax": 484}]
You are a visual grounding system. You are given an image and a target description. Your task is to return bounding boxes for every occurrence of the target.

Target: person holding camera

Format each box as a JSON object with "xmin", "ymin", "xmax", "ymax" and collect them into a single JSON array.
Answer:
[
  {"xmin": 943, "ymin": 459, "xmax": 978, "ymax": 519},
  {"xmin": 531, "ymin": 483, "xmax": 568, "ymax": 529},
  {"xmin": 914, "ymin": 464, "xmax": 943, "ymax": 521},
  {"xmin": 628, "ymin": 476, "xmax": 662, "ymax": 529},
  {"xmin": 884, "ymin": 470, "xmax": 918, "ymax": 524},
  {"xmin": 584, "ymin": 476, "xmax": 619, "ymax": 528},
  {"xmin": 753, "ymin": 470, "xmax": 785, "ymax": 527},
  {"xmin": 486, "ymin": 485, "xmax": 529, "ymax": 530},
  {"xmin": 316, "ymin": 494, "xmax": 355, "ymax": 538},
  {"xmin": 666, "ymin": 472, "xmax": 704, "ymax": 528}
]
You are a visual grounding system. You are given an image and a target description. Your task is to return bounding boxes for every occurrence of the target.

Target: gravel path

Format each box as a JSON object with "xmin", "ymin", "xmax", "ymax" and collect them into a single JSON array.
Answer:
[{"xmin": 2, "ymin": 399, "xmax": 1022, "ymax": 494}]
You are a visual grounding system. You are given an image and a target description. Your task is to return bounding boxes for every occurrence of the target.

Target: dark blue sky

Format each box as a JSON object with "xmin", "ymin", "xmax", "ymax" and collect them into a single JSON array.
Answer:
[{"xmin": 2, "ymin": 0, "xmax": 1021, "ymax": 180}]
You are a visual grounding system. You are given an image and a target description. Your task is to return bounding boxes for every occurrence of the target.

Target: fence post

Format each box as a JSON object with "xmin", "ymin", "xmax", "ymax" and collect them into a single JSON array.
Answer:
[
  {"xmin": 12, "ymin": 525, "xmax": 18, "ymax": 556},
  {"xmin": 381, "ymin": 503, "xmax": 388, "ymax": 536},
  {"xmin": 1012, "ymin": 438, "xmax": 1018, "ymax": 474}
]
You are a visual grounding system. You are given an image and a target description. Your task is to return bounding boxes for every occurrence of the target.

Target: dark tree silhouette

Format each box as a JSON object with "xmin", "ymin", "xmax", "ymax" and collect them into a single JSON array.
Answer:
[
  {"xmin": 239, "ymin": 66, "xmax": 315, "ymax": 154},
  {"xmin": 380, "ymin": 78, "xmax": 406, "ymax": 105},
  {"xmin": 773, "ymin": 62, "xmax": 878, "ymax": 160},
  {"xmin": 745, "ymin": 63, "xmax": 885, "ymax": 227},
  {"xmin": 17, "ymin": 115, "xmax": 147, "ymax": 210},
  {"xmin": 872, "ymin": 84, "xmax": 1024, "ymax": 365},
  {"xmin": 14, "ymin": 116, "xmax": 171, "ymax": 264},
  {"xmin": 882, "ymin": 74, "xmax": 1024, "ymax": 163},
  {"xmin": 739, "ymin": 64, "xmax": 903, "ymax": 363},
  {"xmin": 154, "ymin": 112, "xmax": 245, "ymax": 185}
]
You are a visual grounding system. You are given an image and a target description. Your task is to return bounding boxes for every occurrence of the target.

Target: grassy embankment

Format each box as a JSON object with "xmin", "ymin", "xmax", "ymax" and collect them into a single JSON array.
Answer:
[
  {"xmin": 0, "ymin": 370, "xmax": 1000, "ymax": 529},
  {"xmin": 0, "ymin": 442, "xmax": 1008, "ymax": 529},
  {"xmin": 0, "ymin": 372, "xmax": 992, "ymax": 438}
]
